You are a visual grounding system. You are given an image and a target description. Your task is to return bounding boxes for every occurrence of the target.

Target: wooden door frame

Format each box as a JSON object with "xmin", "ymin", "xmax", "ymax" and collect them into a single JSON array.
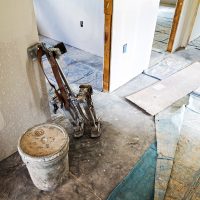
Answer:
[
  {"xmin": 181, "ymin": 0, "xmax": 200, "ymax": 47},
  {"xmin": 103, "ymin": 0, "xmax": 113, "ymax": 92},
  {"xmin": 167, "ymin": 0, "xmax": 200, "ymax": 52},
  {"xmin": 167, "ymin": 0, "xmax": 184, "ymax": 52}
]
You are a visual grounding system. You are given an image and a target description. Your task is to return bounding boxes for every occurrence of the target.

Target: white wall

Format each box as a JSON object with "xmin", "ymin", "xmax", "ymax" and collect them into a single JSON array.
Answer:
[
  {"xmin": 33, "ymin": 0, "xmax": 104, "ymax": 57},
  {"xmin": 0, "ymin": 0, "xmax": 50, "ymax": 161},
  {"xmin": 109, "ymin": 0, "xmax": 160, "ymax": 92},
  {"xmin": 190, "ymin": 4, "xmax": 200, "ymax": 42}
]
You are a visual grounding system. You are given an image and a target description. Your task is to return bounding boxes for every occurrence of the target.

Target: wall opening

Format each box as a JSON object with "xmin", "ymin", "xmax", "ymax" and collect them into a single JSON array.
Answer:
[
  {"xmin": 152, "ymin": 0, "xmax": 178, "ymax": 53},
  {"xmin": 33, "ymin": 0, "xmax": 105, "ymax": 94}
]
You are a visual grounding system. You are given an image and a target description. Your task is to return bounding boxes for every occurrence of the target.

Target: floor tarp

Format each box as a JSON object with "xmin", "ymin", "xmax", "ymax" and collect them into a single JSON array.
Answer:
[{"xmin": 107, "ymin": 143, "xmax": 157, "ymax": 200}]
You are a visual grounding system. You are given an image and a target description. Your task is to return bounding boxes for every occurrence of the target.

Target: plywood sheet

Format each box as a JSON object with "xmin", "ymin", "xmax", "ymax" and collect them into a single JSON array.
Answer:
[{"xmin": 126, "ymin": 62, "xmax": 200, "ymax": 115}]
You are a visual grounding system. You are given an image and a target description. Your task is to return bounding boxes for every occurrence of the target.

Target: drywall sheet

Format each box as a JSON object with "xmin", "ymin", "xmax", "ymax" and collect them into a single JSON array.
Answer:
[
  {"xmin": 33, "ymin": 0, "xmax": 104, "ymax": 57},
  {"xmin": 154, "ymin": 106, "xmax": 185, "ymax": 200},
  {"xmin": 109, "ymin": 0, "xmax": 160, "ymax": 91},
  {"xmin": 165, "ymin": 107, "xmax": 200, "ymax": 199},
  {"xmin": 126, "ymin": 62, "xmax": 200, "ymax": 115},
  {"xmin": 0, "ymin": 0, "xmax": 50, "ymax": 161}
]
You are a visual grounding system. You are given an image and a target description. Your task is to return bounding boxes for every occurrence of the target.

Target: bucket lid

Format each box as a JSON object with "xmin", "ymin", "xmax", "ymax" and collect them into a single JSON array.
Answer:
[{"xmin": 19, "ymin": 123, "xmax": 69, "ymax": 157}]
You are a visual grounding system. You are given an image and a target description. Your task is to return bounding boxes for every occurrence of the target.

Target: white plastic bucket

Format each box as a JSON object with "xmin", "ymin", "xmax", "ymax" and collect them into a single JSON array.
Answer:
[{"xmin": 18, "ymin": 123, "xmax": 69, "ymax": 191}]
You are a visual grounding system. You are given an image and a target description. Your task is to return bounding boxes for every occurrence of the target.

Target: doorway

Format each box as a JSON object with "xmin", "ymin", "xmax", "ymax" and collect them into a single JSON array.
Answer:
[
  {"xmin": 187, "ymin": 4, "xmax": 200, "ymax": 50},
  {"xmin": 152, "ymin": 0, "xmax": 178, "ymax": 52},
  {"xmin": 33, "ymin": 0, "xmax": 106, "ymax": 92}
]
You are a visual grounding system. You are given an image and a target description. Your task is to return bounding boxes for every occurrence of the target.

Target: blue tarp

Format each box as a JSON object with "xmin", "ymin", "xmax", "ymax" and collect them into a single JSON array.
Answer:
[{"xmin": 107, "ymin": 143, "xmax": 157, "ymax": 200}]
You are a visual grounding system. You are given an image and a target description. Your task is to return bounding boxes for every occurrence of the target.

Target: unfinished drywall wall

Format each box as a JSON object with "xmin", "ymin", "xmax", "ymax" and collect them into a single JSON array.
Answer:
[
  {"xmin": 33, "ymin": 0, "xmax": 104, "ymax": 57},
  {"xmin": 109, "ymin": 0, "xmax": 160, "ymax": 92},
  {"xmin": 0, "ymin": 0, "xmax": 50, "ymax": 161},
  {"xmin": 190, "ymin": 4, "xmax": 200, "ymax": 42}
]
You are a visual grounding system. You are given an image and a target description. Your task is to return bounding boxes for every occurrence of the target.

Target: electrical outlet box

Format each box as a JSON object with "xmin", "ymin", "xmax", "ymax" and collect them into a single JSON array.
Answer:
[
  {"xmin": 80, "ymin": 21, "xmax": 83, "ymax": 27},
  {"xmin": 123, "ymin": 44, "xmax": 127, "ymax": 53}
]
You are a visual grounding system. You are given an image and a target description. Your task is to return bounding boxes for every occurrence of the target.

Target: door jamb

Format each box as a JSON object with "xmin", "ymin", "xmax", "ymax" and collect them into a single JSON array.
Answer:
[
  {"xmin": 167, "ymin": 0, "xmax": 184, "ymax": 52},
  {"xmin": 103, "ymin": 0, "xmax": 113, "ymax": 92},
  {"xmin": 167, "ymin": 0, "xmax": 200, "ymax": 52}
]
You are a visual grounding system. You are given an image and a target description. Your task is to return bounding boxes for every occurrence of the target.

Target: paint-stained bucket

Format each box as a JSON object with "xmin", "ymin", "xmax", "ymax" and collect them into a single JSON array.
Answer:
[{"xmin": 18, "ymin": 123, "xmax": 69, "ymax": 191}]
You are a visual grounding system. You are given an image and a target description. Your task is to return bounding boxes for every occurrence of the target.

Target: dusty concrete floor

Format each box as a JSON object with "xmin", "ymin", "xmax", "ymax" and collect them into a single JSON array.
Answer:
[
  {"xmin": 0, "ymin": 92, "xmax": 155, "ymax": 200},
  {"xmin": 1, "ymin": 33, "xmax": 200, "ymax": 200},
  {"xmin": 188, "ymin": 36, "xmax": 200, "ymax": 50}
]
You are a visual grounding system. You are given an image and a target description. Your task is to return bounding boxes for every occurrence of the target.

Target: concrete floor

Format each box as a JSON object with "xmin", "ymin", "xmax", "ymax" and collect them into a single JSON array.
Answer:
[
  {"xmin": 153, "ymin": 5, "xmax": 175, "ymax": 52},
  {"xmin": 0, "ymin": 37, "xmax": 156, "ymax": 199},
  {"xmin": 0, "ymin": 92, "xmax": 155, "ymax": 200},
  {"xmin": 188, "ymin": 36, "xmax": 200, "ymax": 50},
  {"xmin": 1, "ymin": 34, "xmax": 200, "ymax": 200}
]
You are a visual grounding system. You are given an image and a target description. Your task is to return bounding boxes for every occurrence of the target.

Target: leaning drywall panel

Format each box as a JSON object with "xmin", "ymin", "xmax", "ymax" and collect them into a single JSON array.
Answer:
[
  {"xmin": 189, "ymin": 4, "xmax": 200, "ymax": 42},
  {"xmin": 33, "ymin": 0, "xmax": 104, "ymax": 57},
  {"xmin": 0, "ymin": 0, "xmax": 50, "ymax": 161},
  {"xmin": 126, "ymin": 62, "xmax": 200, "ymax": 115},
  {"xmin": 109, "ymin": 0, "xmax": 160, "ymax": 92}
]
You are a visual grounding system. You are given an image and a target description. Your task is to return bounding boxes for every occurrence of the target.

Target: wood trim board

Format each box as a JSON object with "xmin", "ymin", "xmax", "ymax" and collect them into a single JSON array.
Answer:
[
  {"xmin": 103, "ymin": 0, "xmax": 113, "ymax": 92},
  {"xmin": 167, "ymin": 0, "xmax": 184, "ymax": 52}
]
